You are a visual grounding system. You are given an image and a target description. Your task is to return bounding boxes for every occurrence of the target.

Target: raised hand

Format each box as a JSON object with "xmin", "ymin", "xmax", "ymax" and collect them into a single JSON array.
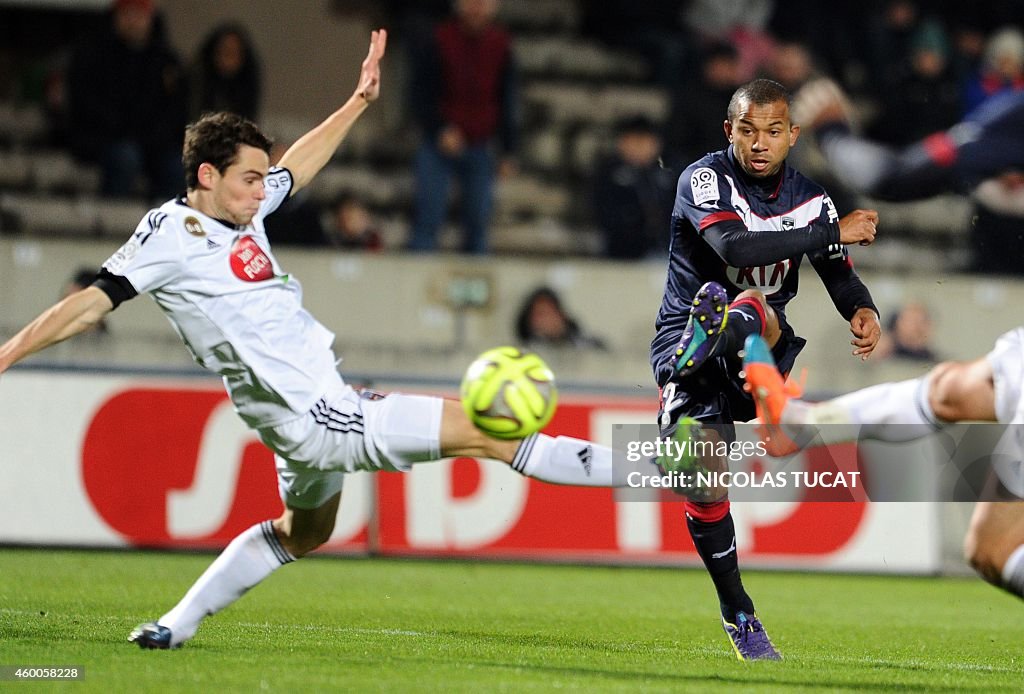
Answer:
[{"xmin": 357, "ymin": 29, "xmax": 387, "ymax": 102}]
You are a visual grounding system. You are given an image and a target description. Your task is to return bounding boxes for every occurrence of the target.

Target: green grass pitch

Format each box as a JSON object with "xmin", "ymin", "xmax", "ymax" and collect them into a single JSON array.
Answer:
[{"xmin": 0, "ymin": 548, "xmax": 1021, "ymax": 692}]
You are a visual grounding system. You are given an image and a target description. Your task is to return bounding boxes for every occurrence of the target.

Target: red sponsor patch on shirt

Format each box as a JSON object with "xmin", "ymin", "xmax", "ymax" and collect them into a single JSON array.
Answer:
[{"xmin": 230, "ymin": 235, "xmax": 273, "ymax": 282}]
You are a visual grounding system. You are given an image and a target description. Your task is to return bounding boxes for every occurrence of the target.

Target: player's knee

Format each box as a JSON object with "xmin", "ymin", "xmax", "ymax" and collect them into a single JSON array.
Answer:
[
  {"xmin": 927, "ymin": 362, "xmax": 962, "ymax": 421},
  {"xmin": 734, "ymin": 289, "xmax": 766, "ymax": 306}
]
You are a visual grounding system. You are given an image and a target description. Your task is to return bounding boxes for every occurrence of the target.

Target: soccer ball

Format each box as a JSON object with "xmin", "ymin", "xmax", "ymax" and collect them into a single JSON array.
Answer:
[{"xmin": 460, "ymin": 346, "xmax": 557, "ymax": 439}]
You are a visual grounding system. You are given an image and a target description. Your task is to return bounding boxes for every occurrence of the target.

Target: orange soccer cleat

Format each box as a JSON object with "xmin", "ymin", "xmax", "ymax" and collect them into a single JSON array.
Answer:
[{"xmin": 742, "ymin": 335, "xmax": 805, "ymax": 456}]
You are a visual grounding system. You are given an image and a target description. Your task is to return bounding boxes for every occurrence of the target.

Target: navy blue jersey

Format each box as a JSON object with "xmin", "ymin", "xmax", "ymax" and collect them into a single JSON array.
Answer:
[{"xmin": 651, "ymin": 146, "xmax": 876, "ymax": 369}]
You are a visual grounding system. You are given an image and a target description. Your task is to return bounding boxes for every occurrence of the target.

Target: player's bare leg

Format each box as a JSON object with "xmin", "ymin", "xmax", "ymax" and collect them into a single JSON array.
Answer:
[
  {"xmin": 964, "ymin": 500, "xmax": 1024, "ymax": 598},
  {"xmin": 273, "ymin": 494, "xmax": 342, "ymax": 558},
  {"xmin": 926, "ymin": 358, "xmax": 997, "ymax": 423},
  {"xmin": 743, "ymin": 339, "xmax": 999, "ymax": 449}
]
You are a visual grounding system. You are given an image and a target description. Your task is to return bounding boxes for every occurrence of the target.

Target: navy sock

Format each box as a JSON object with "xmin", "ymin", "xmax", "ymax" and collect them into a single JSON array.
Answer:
[{"xmin": 686, "ymin": 511, "xmax": 755, "ymax": 619}]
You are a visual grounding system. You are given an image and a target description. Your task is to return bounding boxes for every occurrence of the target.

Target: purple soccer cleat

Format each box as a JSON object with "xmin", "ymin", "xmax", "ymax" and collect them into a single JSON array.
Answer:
[
  {"xmin": 722, "ymin": 612, "xmax": 782, "ymax": 661},
  {"xmin": 672, "ymin": 281, "xmax": 729, "ymax": 377}
]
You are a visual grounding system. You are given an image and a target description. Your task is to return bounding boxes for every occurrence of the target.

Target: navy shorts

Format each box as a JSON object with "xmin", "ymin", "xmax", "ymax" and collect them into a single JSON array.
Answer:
[{"xmin": 652, "ymin": 320, "xmax": 806, "ymax": 440}]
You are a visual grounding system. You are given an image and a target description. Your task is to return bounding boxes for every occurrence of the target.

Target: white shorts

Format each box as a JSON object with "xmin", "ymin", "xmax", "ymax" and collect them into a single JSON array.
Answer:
[
  {"xmin": 986, "ymin": 328, "xmax": 1024, "ymax": 497},
  {"xmin": 257, "ymin": 384, "xmax": 444, "ymax": 509}
]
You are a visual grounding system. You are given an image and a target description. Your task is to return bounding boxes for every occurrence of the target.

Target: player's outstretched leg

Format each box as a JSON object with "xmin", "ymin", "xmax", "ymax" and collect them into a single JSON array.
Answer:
[
  {"xmin": 128, "ymin": 519, "xmax": 299, "ymax": 649},
  {"xmin": 128, "ymin": 497, "xmax": 334, "ymax": 649},
  {"xmin": 672, "ymin": 281, "xmax": 729, "ymax": 378}
]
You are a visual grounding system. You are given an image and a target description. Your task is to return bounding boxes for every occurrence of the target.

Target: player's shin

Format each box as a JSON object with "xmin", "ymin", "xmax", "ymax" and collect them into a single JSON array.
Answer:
[
  {"xmin": 685, "ymin": 501, "xmax": 755, "ymax": 619},
  {"xmin": 157, "ymin": 521, "xmax": 295, "ymax": 646}
]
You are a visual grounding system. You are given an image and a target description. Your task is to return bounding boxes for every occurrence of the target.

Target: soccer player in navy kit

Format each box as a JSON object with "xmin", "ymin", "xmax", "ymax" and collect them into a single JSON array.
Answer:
[
  {"xmin": 738, "ymin": 82, "xmax": 1024, "ymax": 611},
  {"xmin": 651, "ymin": 79, "xmax": 882, "ymax": 660}
]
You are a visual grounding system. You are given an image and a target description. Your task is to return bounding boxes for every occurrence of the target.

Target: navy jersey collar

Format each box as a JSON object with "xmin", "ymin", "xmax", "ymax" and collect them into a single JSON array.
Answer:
[{"xmin": 727, "ymin": 146, "xmax": 786, "ymax": 200}]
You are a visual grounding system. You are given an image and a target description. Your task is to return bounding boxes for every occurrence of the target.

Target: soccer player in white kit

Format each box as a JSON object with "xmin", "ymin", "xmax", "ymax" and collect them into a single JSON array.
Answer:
[
  {"xmin": 742, "ymin": 332, "xmax": 1024, "ymax": 601},
  {"xmin": 0, "ymin": 30, "xmax": 628, "ymax": 648}
]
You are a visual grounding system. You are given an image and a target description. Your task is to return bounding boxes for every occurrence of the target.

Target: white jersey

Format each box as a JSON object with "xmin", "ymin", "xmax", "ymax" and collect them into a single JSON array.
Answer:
[{"xmin": 102, "ymin": 167, "xmax": 342, "ymax": 427}]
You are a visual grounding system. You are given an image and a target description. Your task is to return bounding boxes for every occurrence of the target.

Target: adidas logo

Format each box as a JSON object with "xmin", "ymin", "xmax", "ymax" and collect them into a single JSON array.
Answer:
[
  {"xmin": 206, "ymin": 238, "xmax": 219, "ymax": 249},
  {"xmin": 576, "ymin": 446, "xmax": 593, "ymax": 476}
]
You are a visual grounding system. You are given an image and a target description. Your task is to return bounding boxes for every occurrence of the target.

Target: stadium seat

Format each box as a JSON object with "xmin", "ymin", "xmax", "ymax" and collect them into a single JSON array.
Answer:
[
  {"xmin": 0, "ymin": 103, "xmax": 48, "ymax": 146},
  {"xmin": 29, "ymin": 150, "xmax": 101, "ymax": 194}
]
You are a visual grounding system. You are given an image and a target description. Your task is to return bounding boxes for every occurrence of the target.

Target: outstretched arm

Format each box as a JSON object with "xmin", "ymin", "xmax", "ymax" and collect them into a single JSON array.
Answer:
[
  {"xmin": 816, "ymin": 124, "xmax": 962, "ymax": 200},
  {"xmin": 278, "ymin": 29, "xmax": 387, "ymax": 194},
  {"xmin": 0, "ymin": 287, "xmax": 114, "ymax": 373}
]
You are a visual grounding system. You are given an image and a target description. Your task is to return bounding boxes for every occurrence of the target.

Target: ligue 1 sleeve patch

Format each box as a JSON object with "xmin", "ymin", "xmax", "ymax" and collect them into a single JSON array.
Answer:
[
  {"xmin": 690, "ymin": 167, "xmax": 719, "ymax": 206},
  {"xmin": 104, "ymin": 239, "xmax": 140, "ymax": 274},
  {"xmin": 230, "ymin": 235, "xmax": 273, "ymax": 281}
]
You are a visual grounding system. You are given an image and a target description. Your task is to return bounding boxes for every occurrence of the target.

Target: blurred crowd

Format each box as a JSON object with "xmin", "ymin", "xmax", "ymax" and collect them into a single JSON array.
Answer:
[{"xmin": 0, "ymin": 0, "xmax": 1021, "ymax": 264}]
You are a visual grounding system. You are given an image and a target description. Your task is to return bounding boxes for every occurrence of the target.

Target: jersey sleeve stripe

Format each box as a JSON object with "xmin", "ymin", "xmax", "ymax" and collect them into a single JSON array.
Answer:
[{"xmin": 697, "ymin": 210, "xmax": 742, "ymax": 231}]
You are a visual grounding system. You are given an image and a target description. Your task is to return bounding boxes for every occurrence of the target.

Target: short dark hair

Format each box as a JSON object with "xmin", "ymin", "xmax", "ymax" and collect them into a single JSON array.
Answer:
[
  {"xmin": 182, "ymin": 112, "xmax": 273, "ymax": 190},
  {"xmin": 727, "ymin": 79, "xmax": 792, "ymax": 122}
]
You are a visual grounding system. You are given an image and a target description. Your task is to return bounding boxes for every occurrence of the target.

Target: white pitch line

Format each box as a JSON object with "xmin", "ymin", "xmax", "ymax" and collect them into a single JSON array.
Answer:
[{"xmin": 237, "ymin": 622, "xmax": 431, "ymax": 638}]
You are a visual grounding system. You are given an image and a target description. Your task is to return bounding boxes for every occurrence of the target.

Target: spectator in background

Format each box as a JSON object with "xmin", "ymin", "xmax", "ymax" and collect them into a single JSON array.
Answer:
[
  {"xmin": 766, "ymin": 41, "xmax": 818, "ymax": 93},
  {"xmin": 869, "ymin": 18, "xmax": 962, "ymax": 146},
  {"xmin": 874, "ymin": 301, "xmax": 938, "ymax": 362},
  {"xmin": 592, "ymin": 116, "xmax": 675, "ymax": 259},
  {"xmin": 407, "ymin": 0, "xmax": 519, "ymax": 254},
  {"xmin": 964, "ymin": 27, "xmax": 1024, "ymax": 113},
  {"xmin": 66, "ymin": 0, "xmax": 186, "ymax": 200},
  {"xmin": 515, "ymin": 287, "xmax": 606, "ymax": 351},
  {"xmin": 949, "ymin": 20, "xmax": 987, "ymax": 91},
  {"xmin": 325, "ymin": 193, "xmax": 383, "ymax": 251},
  {"xmin": 682, "ymin": 0, "xmax": 777, "ymax": 81},
  {"xmin": 189, "ymin": 23, "xmax": 262, "ymax": 122},
  {"xmin": 864, "ymin": 0, "xmax": 920, "ymax": 98},
  {"xmin": 579, "ymin": 0, "xmax": 691, "ymax": 86},
  {"xmin": 664, "ymin": 42, "xmax": 744, "ymax": 170}
]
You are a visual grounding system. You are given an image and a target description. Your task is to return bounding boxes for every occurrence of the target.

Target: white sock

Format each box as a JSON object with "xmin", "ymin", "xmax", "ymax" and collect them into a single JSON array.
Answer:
[
  {"xmin": 159, "ymin": 521, "xmax": 294, "ymax": 646},
  {"xmin": 1002, "ymin": 544, "xmax": 1024, "ymax": 598},
  {"xmin": 784, "ymin": 377, "xmax": 944, "ymax": 444},
  {"xmin": 512, "ymin": 434, "xmax": 625, "ymax": 487}
]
